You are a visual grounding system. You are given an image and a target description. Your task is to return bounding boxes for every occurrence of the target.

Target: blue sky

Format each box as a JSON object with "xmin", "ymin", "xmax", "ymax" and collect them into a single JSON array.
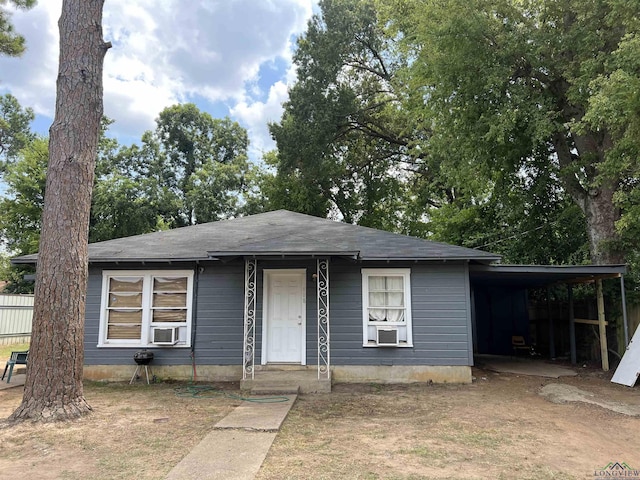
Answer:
[{"xmin": 0, "ymin": 0, "xmax": 317, "ymax": 160}]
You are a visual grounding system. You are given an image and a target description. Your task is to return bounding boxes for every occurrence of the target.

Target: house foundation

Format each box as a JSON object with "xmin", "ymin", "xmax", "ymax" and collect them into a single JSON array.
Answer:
[
  {"xmin": 331, "ymin": 365, "xmax": 472, "ymax": 384},
  {"xmin": 83, "ymin": 365, "xmax": 242, "ymax": 383},
  {"xmin": 83, "ymin": 364, "xmax": 471, "ymax": 385}
]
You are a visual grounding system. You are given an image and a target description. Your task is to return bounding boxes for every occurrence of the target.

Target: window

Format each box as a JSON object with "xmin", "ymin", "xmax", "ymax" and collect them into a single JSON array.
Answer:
[
  {"xmin": 98, "ymin": 270, "xmax": 193, "ymax": 347},
  {"xmin": 362, "ymin": 268, "xmax": 412, "ymax": 347}
]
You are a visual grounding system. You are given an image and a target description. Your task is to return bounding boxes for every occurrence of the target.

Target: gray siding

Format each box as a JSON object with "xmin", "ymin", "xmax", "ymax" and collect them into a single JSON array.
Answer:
[
  {"xmin": 330, "ymin": 262, "xmax": 472, "ymax": 366},
  {"xmin": 84, "ymin": 260, "xmax": 472, "ymax": 367},
  {"xmin": 193, "ymin": 263, "xmax": 245, "ymax": 365},
  {"xmin": 85, "ymin": 263, "xmax": 246, "ymax": 366}
]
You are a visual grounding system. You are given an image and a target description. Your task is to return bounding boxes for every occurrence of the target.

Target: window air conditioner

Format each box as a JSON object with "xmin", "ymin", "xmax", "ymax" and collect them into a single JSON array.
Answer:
[
  {"xmin": 151, "ymin": 326, "xmax": 180, "ymax": 345},
  {"xmin": 376, "ymin": 327, "xmax": 399, "ymax": 346}
]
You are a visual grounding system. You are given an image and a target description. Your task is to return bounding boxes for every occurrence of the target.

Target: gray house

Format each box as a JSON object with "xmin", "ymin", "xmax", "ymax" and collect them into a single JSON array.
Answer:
[{"xmin": 13, "ymin": 210, "xmax": 628, "ymax": 391}]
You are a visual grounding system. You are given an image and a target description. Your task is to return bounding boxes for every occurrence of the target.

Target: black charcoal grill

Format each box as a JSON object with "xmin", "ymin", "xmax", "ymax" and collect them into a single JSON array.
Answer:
[
  {"xmin": 130, "ymin": 350, "xmax": 154, "ymax": 384},
  {"xmin": 133, "ymin": 349, "xmax": 154, "ymax": 365}
]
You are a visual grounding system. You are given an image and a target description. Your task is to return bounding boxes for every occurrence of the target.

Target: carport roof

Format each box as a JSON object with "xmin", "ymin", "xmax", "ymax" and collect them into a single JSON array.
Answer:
[{"xmin": 469, "ymin": 264, "xmax": 627, "ymax": 288}]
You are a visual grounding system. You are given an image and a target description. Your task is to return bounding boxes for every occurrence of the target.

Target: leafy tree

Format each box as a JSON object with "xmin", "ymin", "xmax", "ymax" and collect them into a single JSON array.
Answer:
[
  {"xmin": 89, "ymin": 127, "xmax": 178, "ymax": 242},
  {"xmin": 383, "ymin": 0, "xmax": 638, "ymax": 264},
  {"xmin": 0, "ymin": 254, "xmax": 33, "ymax": 293},
  {"xmin": 237, "ymin": 155, "xmax": 272, "ymax": 216},
  {"xmin": 269, "ymin": 0, "xmax": 416, "ymax": 225},
  {"xmin": 0, "ymin": 123, "xmax": 145, "ymax": 255},
  {"xmin": 0, "ymin": 0, "xmax": 36, "ymax": 57},
  {"xmin": 89, "ymin": 173, "xmax": 172, "ymax": 242},
  {"xmin": 269, "ymin": 0, "xmax": 588, "ymax": 266},
  {"xmin": 0, "ymin": 93, "xmax": 35, "ymax": 171},
  {"xmin": 0, "ymin": 136, "xmax": 47, "ymax": 255},
  {"xmin": 93, "ymin": 105, "xmax": 254, "ymax": 231},
  {"xmin": 582, "ymin": 24, "xmax": 640, "ymax": 260},
  {"xmin": 0, "ymin": 107, "xmax": 256, "ymax": 279},
  {"xmin": 10, "ymin": 0, "xmax": 111, "ymax": 423},
  {"xmin": 0, "ymin": 137, "xmax": 47, "ymax": 295},
  {"xmin": 135, "ymin": 104, "xmax": 252, "ymax": 225}
]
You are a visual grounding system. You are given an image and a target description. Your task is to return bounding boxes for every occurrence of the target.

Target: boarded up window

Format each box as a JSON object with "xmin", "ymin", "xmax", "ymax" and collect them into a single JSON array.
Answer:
[
  {"xmin": 106, "ymin": 277, "xmax": 143, "ymax": 340},
  {"xmin": 151, "ymin": 277, "xmax": 188, "ymax": 323},
  {"xmin": 100, "ymin": 271, "xmax": 193, "ymax": 347}
]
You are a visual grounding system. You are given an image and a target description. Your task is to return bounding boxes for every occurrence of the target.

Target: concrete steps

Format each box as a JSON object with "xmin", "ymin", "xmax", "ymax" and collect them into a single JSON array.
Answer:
[
  {"xmin": 241, "ymin": 367, "xmax": 331, "ymax": 394},
  {"xmin": 249, "ymin": 384, "xmax": 301, "ymax": 395}
]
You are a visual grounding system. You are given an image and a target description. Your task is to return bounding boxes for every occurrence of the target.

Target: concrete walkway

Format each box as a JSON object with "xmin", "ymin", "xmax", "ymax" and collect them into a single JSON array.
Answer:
[
  {"xmin": 540, "ymin": 384, "xmax": 640, "ymax": 416},
  {"xmin": 0, "ymin": 373, "xmax": 25, "ymax": 390},
  {"xmin": 165, "ymin": 394, "xmax": 297, "ymax": 480},
  {"xmin": 1, "ymin": 377, "xmax": 295, "ymax": 479},
  {"xmin": 477, "ymin": 355, "xmax": 577, "ymax": 378}
]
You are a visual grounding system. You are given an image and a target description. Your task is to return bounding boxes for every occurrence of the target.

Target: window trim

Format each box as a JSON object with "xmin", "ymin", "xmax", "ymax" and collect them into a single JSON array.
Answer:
[
  {"xmin": 362, "ymin": 268, "xmax": 413, "ymax": 347},
  {"xmin": 98, "ymin": 269, "xmax": 194, "ymax": 348}
]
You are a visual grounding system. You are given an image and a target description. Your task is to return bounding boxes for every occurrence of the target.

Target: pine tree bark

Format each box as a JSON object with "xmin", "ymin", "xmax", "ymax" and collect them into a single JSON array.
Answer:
[{"xmin": 9, "ymin": 0, "xmax": 110, "ymax": 422}]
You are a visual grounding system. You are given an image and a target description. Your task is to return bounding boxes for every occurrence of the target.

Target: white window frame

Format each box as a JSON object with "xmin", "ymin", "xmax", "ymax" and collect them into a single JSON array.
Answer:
[
  {"xmin": 98, "ymin": 269, "xmax": 194, "ymax": 348},
  {"xmin": 362, "ymin": 268, "xmax": 413, "ymax": 347}
]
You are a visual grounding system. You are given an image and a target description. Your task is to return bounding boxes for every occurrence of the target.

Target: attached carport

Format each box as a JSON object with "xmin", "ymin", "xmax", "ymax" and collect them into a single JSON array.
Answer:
[{"xmin": 469, "ymin": 264, "xmax": 629, "ymax": 371}]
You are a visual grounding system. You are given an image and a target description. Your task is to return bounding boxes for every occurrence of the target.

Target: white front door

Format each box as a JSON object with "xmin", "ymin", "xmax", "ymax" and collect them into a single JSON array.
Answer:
[{"xmin": 263, "ymin": 270, "xmax": 306, "ymax": 364}]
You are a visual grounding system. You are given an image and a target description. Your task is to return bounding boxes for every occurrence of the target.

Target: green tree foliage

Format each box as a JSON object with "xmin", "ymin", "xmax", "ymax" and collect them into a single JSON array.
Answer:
[
  {"xmin": 90, "ymin": 127, "xmax": 178, "ymax": 242},
  {"xmin": 0, "ymin": 138, "xmax": 46, "ymax": 293},
  {"xmin": 0, "ymin": 136, "xmax": 47, "ymax": 255},
  {"xmin": 582, "ymin": 23, "xmax": 640, "ymax": 260},
  {"xmin": 269, "ymin": 0, "xmax": 415, "ymax": 227},
  {"xmin": 0, "ymin": 0, "xmax": 36, "ymax": 57},
  {"xmin": 269, "ymin": 0, "xmax": 590, "ymax": 265},
  {"xmin": 0, "ymin": 254, "xmax": 33, "ymax": 293},
  {"xmin": 0, "ymin": 92, "xmax": 35, "ymax": 171},
  {"xmin": 151, "ymin": 104, "xmax": 251, "ymax": 225},
  {"xmin": 0, "ymin": 105, "xmax": 256, "ymax": 267},
  {"xmin": 383, "ymin": 0, "xmax": 638, "ymax": 264}
]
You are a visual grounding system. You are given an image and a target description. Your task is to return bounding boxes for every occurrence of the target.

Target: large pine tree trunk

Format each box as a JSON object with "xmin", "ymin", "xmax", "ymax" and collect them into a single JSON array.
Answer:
[{"xmin": 9, "ymin": 0, "xmax": 110, "ymax": 422}]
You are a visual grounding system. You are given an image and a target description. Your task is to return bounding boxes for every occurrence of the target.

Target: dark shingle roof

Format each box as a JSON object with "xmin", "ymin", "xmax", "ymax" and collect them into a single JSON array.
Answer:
[{"xmin": 13, "ymin": 210, "xmax": 500, "ymax": 264}]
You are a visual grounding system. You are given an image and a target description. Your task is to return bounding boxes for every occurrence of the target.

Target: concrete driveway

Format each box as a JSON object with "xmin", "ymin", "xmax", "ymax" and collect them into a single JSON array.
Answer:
[{"xmin": 476, "ymin": 354, "xmax": 578, "ymax": 378}]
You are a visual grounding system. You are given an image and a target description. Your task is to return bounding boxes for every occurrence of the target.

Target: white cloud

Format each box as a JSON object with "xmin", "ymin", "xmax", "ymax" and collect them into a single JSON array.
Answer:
[
  {"xmin": 231, "ymin": 80, "xmax": 290, "ymax": 157},
  {"xmin": 0, "ymin": 0, "xmax": 315, "ymax": 153},
  {"xmin": 0, "ymin": 1, "xmax": 59, "ymax": 116}
]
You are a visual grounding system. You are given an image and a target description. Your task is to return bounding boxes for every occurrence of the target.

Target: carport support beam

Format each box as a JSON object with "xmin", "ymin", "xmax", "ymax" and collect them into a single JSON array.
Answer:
[
  {"xmin": 568, "ymin": 284, "xmax": 576, "ymax": 365},
  {"xmin": 620, "ymin": 275, "xmax": 629, "ymax": 347},
  {"xmin": 596, "ymin": 279, "xmax": 609, "ymax": 372},
  {"xmin": 547, "ymin": 287, "xmax": 555, "ymax": 359}
]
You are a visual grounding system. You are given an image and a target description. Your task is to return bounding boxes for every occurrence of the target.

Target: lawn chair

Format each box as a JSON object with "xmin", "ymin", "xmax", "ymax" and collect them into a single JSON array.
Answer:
[
  {"xmin": 2, "ymin": 350, "xmax": 29, "ymax": 383},
  {"xmin": 512, "ymin": 336, "xmax": 533, "ymax": 357}
]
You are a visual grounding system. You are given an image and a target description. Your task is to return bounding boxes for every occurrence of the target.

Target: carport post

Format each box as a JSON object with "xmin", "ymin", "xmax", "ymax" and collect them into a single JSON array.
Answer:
[
  {"xmin": 596, "ymin": 279, "xmax": 609, "ymax": 372},
  {"xmin": 547, "ymin": 286, "xmax": 555, "ymax": 359},
  {"xmin": 620, "ymin": 275, "xmax": 629, "ymax": 347},
  {"xmin": 568, "ymin": 284, "xmax": 576, "ymax": 365}
]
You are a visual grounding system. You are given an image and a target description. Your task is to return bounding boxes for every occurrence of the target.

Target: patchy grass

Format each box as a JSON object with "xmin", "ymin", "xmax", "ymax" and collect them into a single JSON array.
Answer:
[
  {"xmin": 0, "ymin": 369, "xmax": 639, "ymax": 479},
  {"xmin": 0, "ymin": 381, "xmax": 241, "ymax": 480},
  {"xmin": 256, "ymin": 372, "xmax": 640, "ymax": 480},
  {"xmin": 0, "ymin": 342, "xmax": 30, "ymax": 362}
]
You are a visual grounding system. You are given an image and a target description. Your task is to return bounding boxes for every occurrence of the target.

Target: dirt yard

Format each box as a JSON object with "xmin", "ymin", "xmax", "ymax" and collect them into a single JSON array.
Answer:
[{"xmin": 1, "ymin": 366, "xmax": 639, "ymax": 480}]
